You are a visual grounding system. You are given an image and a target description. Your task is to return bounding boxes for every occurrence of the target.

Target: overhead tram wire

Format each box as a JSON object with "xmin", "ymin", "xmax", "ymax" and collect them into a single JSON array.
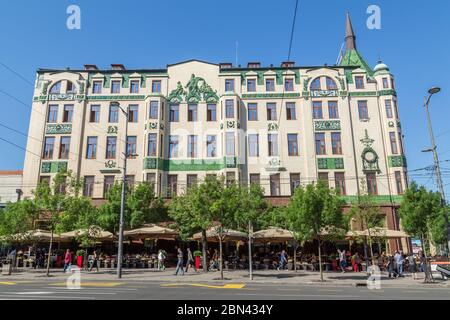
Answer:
[{"xmin": 0, "ymin": 61, "xmax": 35, "ymax": 87}]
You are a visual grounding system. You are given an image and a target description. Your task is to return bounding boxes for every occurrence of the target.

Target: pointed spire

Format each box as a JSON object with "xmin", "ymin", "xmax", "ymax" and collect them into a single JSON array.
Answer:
[{"xmin": 345, "ymin": 12, "xmax": 357, "ymax": 51}]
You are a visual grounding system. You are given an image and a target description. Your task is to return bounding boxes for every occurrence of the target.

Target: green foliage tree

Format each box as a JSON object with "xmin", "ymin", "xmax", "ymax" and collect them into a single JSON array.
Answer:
[
  {"xmin": 285, "ymin": 182, "xmax": 346, "ymax": 281},
  {"xmin": 399, "ymin": 182, "xmax": 443, "ymax": 282}
]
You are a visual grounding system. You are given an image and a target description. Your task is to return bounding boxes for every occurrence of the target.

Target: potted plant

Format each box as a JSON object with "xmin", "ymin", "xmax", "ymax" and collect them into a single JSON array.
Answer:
[
  {"xmin": 193, "ymin": 251, "xmax": 202, "ymax": 270},
  {"xmin": 76, "ymin": 250, "xmax": 85, "ymax": 268}
]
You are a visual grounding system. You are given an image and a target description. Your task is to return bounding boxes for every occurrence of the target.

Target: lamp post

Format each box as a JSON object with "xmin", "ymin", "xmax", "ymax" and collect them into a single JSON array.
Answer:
[
  {"xmin": 423, "ymin": 87, "xmax": 450, "ymax": 255},
  {"xmin": 114, "ymin": 102, "xmax": 129, "ymax": 279}
]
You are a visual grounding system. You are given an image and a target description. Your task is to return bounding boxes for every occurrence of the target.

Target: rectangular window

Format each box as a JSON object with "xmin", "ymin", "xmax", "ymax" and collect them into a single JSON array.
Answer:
[
  {"xmin": 62, "ymin": 105, "xmax": 73, "ymax": 123},
  {"xmin": 355, "ymin": 76, "xmax": 364, "ymax": 89},
  {"xmin": 146, "ymin": 173, "xmax": 156, "ymax": 192},
  {"xmin": 395, "ymin": 171, "xmax": 403, "ymax": 195},
  {"xmin": 226, "ymin": 132, "xmax": 235, "ymax": 156},
  {"xmin": 389, "ymin": 132, "xmax": 398, "ymax": 154},
  {"xmin": 43, "ymin": 137, "xmax": 55, "ymax": 159},
  {"xmin": 40, "ymin": 176, "xmax": 51, "ymax": 185},
  {"xmin": 266, "ymin": 103, "xmax": 277, "ymax": 121},
  {"xmin": 286, "ymin": 102, "xmax": 296, "ymax": 120},
  {"xmin": 206, "ymin": 135, "xmax": 217, "ymax": 157},
  {"xmin": 334, "ymin": 172, "xmax": 346, "ymax": 195},
  {"xmin": 125, "ymin": 175, "xmax": 135, "ymax": 190},
  {"xmin": 393, "ymin": 100, "xmax": 399, "ymax": 118},
  {"xmin": 318, "ymin": 172, "xmax": 329, "ymax": 187},
  {"xmin": 161, "ymin": 102, "xmax": 165, "ymax": 120},
  {"xmin": 149, "ymin": 101, "xmax": 158, "ymax": 119},
  {"xmin": 147, "ymin": 133, "xmax": 157, "ymax": 157},
  {"xmin": 111, "ymin": 80, "xmax": 121, "ymax": 94},
  {"xmin": 128, "ymin": 105, "xmax": 138, "ymax": 122},
  {"xmin": 268, "ymin": 133, "xmax": 278, "ymax": 156},
  {"xmin": 287, "ymin": 134, "xmax": 299, "ymax": 156},
  {"xmin": 92, "ymin": 81, "xmax": 102, "ymax": 94},
  {"xmin": 328, "ymin": 101, "xmax": 339, "ymax": 119},
  {"xmin": 398, "ymin": 133, "xmax": 404, "ymax": 154},
  {"xmin": 270, "ymin": 174, "xmax": 281, "ymax": 196},
  {"xmin": 225, "ymin": 79, "xmax": 235, "ymax": 92},
  {"xmin": 248, "ymin": 134, "xmax": 259, "ymax": 157},
  {"xmin": 167, "ymin": 174, "xmax": 177, "ymax": 197},
  {"xmin": 285, "ymin": 78, "xmax": 294, "ymax": 91},
  {"xmin": 266, "ymin": 79, "xmax": 275, "ymax": 92},
  {"xmin": 385, "ymin": 100, "xmax": 393, "ymax": 118},
  {"xmin": 225, "ymin": 100, "xmax": 234, "ymax": 118},
  {"xmin": 169, "ymin": 105, "xmax": 179, "ymax": 122},
  {"xmin": 331, "ymin": 132, "xmax": 342, "ymax": 155},
  {"xmin": 169, "ymin": 135, "xmax": 179, "ymax": 158},
  {"xmin": 249, "ymin": 174, "xmax": 260, "ymax": 186},
  {"xmin": 90, "ymin": 105, "xmax": 100, "ymax": 123},
  {"xmin": 130, "ymin": 80, "xmax": 139, "ymax": 93},
  {"xmin": 226, "ymin": 172, "xmax": 236, "ymax": 186},
  {"xmin": 247, "ymin": 79, "xmax": 256, "ymax": 92},
  {"xmin": 382, "ymin": 78, "xmax": 389, "ymax": 89},
  {"xmin": 152, "ymin": 80, "xmax": 161, "ymax": 93},
  {"xmin": 187, "ymin": 135, "xmax": 198, "ymax": 158},
  {"xmin": 313, "ymin": 101, "xmax": 323, "ymax": 119},
  {"xmin": 315, "ymin": 133, "xmax": 326, "ymax": 155},
  {"xmin": 109, "ymin": 104, "xmax": 119, "ymax": 123},
  {"xmin": 106, "ymin": 137, "xmax": 117, "ymax": 159},
  {"xmin": 48, "ymin": 105, "xmax": 58, "ymax": 123},
  {"xmin": 391, "ymin": 78, "xmax": 395, "ymax": 90},
  {"xmin": 103, "ymin": 176, "xmax": 115, "ymax": 198},
  {"xmin": 59, "ymin": 136, "xmax": 71, "ymax": 159},
  {"xmin": 159, "ymin": 134, "xmax": 163, "ymax": 157},
  {"xmin": 290, "ymin": 173, "xmax": 300, "ymax": 195},
  {"xmin": 83, "ymin": 176, "xmax": 94, "ymax": 197},
  {"xmin": 187, "ymin": 174, "xmax": 198, "ymax": 189},
  {"xmin": 126, "ymin": 136, "xmax": 137, "ymax": 158},
  {"xmin": 86, "ymin": 137, "xmax": 97, "ymax": 159},
  {"xmin": 358, "ymin": 101, "xmax": 369, "ymax": 120},
  {"xmin": 366, "ymin": 173, "xmax": 378, "ymax": 195},
  {"xmin": 248, "ymin": 103, "xmax": 258, "ymax": 121},
  {"xmin": 188, "ymin": 104, "xmax": 198, "ymax": 122},
  {"xmin": 207, "ymin": 104, "xmax": 217, "ymax": 121}
]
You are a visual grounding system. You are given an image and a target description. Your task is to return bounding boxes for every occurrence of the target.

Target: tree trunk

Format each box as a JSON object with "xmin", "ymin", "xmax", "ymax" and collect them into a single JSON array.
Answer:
[
  {"xmin": 46, "ymin": 229, "xmax": 53, "ymax": 277},
  {"xmin": 421, "ymin": 235, "xmax": 431, "ymax": 283},
  {"xmin": 201, "ymin": 230, "xmax": 208, "ymax": 273},
  {"xmin": 294, "ymin": 242, "xmax": 297, "ymax": 272},
  {"xmin": 363, "ymin": 236, "xmax": 370, "ymax": 273},
  {"xmin": 219, "ymin": 235, "xmax": 223, "ymax": 280},
  {"xmin": 318, "ymin": 236, "xmax": 323, "ymax": 282},
  {"xmin": 248, "ymin": 221, "xmax": 253, "ymax": 280}
]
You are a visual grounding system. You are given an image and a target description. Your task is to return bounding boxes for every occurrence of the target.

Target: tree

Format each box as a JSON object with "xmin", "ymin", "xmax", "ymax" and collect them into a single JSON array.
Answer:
[
  {"xmin": 348, "ymin": 180, "xmax": 384, "ymax": 266},
  {"xmin": 399, "ymin": 182, "xmax": 442, "ymax": 283},
  {"xmin": 0, "ymin": 200, "xmax": 39, "ymax": 242},
  {"xmin": 169, "ymin": 176, "xmax": 222, "ymax": 273},
  {"xmin": 286, "ymin": 182, "xmax": 346, "ymax": 281}
]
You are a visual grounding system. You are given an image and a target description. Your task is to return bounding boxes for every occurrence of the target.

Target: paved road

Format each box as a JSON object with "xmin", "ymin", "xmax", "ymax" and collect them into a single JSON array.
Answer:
[{"xmin": 0, "ymin": 280, "xmax": 449, "ymax": 300}]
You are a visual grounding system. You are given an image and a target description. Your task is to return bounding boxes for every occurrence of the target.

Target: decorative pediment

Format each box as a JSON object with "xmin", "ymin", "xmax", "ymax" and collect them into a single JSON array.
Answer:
[{"xmin": 167, "ymin": 74, "xmax": 219, "ymax": 103}]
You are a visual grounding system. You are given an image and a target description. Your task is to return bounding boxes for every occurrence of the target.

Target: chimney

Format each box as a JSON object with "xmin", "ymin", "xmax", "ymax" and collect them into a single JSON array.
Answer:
[
  {"xmin": 84, "ymin": 64, "xmax": 98, "ymax": 71},
  {"xmin": 220, "ymin": 63, "xmax": 233, "ymax": 69},
  {"xmin": 247, "ymin": 62, "xmax": 261, "ymax": 68},
  {"xmin": 281, "ymin": 61, "xmax": 295, "ymax": 68},
  {"xmin": 111, "ymin": 64, "xmax": 126, "ymax": 71}
]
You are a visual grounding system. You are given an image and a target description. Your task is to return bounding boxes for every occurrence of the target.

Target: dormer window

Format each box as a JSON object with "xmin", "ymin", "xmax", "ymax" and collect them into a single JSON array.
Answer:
[
  {"xmin": 266, "ymin": 79, "xmax": 275, "ymax": 92},
  {"xmin": 355, "ymin": 76, "xmax": 365, "ymax": 89},
  {"xmin": 92, "ymin": 81, "xmax": 102, "ymax": 94},
  {"xmin": 111, "ymin": 80, "xmax": 121, "ymax": 94},
  {"xmin": 152, "ymin": 80, "xmax": 161, "ymax": 93},
  {"xmin": 130, "ymin": 80, "xmax": 139, "ymax": 93}
]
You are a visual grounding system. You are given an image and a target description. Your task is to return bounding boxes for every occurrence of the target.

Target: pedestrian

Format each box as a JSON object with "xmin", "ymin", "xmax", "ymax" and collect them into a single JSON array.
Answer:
[
  {"xmin": 277, "ymin": 250, "xmax": 287, "ymax": 271},
  {"xmin": 185, "ymin": 248, "xmax": 197, "ymax": 273},
  {"xmin": 338, "ymin": 249, "xmax": 347, "ymax": 273},
  {"xmin": 394, "ymin": 250, "xmax": 404, "ymax": 277},
  {"xmin": 418, "ymin": 251, "xmax": 425, "ymax": 273},
  {"xmin": 407, "ymin": 253, "xmax": 418, "ymax": 280},
  {"xmin": 89, "ymin": 250, "xmax": 99, "ymax": 272},
  {"xmin": 157, "ymin": 249, "xmax": 166, "ymax": 271},
  {"xmin": 174, "ymin": 248, "xmax": 184, "ymax": 276},
  {"xmin": 386, "ymin": 254, "xmax": 397, "ymax": 278},
  {"xmin": 351, "ymin": 253, "xmax": 361, "ymax": 272},
  {"xmin": 63, "ymin": 249, "xmax": 72, "ymax": 273}
]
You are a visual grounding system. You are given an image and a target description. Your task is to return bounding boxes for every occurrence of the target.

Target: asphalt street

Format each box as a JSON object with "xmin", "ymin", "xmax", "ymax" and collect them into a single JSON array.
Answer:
[{"xmin": 0, "ymin": 279, "xmax": 449, "ymax": 300}]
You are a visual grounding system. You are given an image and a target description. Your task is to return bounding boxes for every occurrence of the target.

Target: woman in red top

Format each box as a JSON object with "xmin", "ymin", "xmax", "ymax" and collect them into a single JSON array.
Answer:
[{"xmin": 63, "ymin": 249, "xmax": 72, "ymax": 273}]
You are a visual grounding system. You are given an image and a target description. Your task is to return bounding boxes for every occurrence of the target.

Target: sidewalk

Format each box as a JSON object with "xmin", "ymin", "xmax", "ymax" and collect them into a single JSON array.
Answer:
[{"xmin": 2, "ymin": 268, "xmax": 449, "ymax": 288}]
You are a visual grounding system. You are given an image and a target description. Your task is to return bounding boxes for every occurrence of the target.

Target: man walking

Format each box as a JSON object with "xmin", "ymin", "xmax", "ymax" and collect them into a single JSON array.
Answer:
[
  {"xmin": 394, "ymin": 250, "xmax": 404, "ymax": 277},
  {"xmin": 185, "ymin": 248, "xmax": 197, "ymax": 273},
  {"xmin": 174, "ymin": 248, "xmax": 184, "ymax": 276},
  {"xmin": 157, "ymin": 249, "xmax": 166, "ymax": 271},
  {"xmin": 63, "ymin": 249, "xmax": 72, "ymax": 273},
  {"xmin": 277, "ymin": 250, "xmax": 287, "ymax": 271},
  {"xmin": 338, "ymin": 249, "xmax": 347, "ymax": 273}
]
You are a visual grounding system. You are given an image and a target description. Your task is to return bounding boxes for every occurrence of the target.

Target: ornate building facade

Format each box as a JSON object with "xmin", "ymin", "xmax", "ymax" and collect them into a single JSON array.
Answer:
[{"xmin": 22, "ymin": 14, "xmax": 409, "ymax": 252}]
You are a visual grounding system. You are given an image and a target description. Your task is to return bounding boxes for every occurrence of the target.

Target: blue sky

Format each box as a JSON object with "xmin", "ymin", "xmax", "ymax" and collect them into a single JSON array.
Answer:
[{"xmin": 0, "ymin": 0, "xmax": 449, "ymax": 194}]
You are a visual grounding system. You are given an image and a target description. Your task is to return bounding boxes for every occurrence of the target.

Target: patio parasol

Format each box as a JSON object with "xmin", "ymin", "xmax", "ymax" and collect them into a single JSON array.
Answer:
[
  {"xmin": 252, "ymin": 227, "xmax": 295, "ymax": 243},
  {"xmin": 191, "ymin": 226, "xmax": 247, "ymax": 242},
  {"xmin": 123, "ymin": 224, "xmax": 178, "ymax": 240}
]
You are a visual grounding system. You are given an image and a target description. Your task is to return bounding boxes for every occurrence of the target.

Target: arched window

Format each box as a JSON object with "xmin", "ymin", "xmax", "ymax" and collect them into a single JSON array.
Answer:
[
  {"xmin": 49, "ymin": 80, "xmax": 76, "ymax": 94},
  {"xmin": 310, "ymin": 78, "xmax": 321, "ymax": 91},
  {"xmin": 325, "ymin": 77, "xmax": 338, "ymax": 90}
]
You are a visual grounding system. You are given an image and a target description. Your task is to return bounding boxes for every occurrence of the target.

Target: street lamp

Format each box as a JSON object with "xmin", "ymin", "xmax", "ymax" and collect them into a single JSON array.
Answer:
[
  {"xmin": 113, "ymin": 102, "xmax": 129, "ymax": 279},
  {"xmin": 422, "ymin": 87, "xmax": 450, "ymax": 255}
]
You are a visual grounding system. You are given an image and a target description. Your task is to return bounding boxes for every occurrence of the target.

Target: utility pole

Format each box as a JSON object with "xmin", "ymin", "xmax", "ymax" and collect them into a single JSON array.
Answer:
[
  {"xmin": 423, "ymin": 87, "xmax": 450, "ymax": 255},
  {"xmin": 248, "ymin": 221, "xmax": 253, "ymax": 280},
  {"xmin": 116, "ymin": 102, "xmax": 129, "ymax": 278}
]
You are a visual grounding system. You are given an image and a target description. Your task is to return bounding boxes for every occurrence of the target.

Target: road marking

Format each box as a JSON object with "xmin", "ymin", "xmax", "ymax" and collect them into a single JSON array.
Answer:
[
  {"xmin": 161, "ymin": 283, "xmax": 245, "ymax": 289},
  {"xmin": 0, "ymin": 282, "xmax": 16, "ymax": 285},
  {"xmin": 51, "ymin": 282, "xmax": 123, "ymax": 287},
  {"xmin": 0, "ymin": 294, "xmax": 95, "ymax": 300},
  {"xmin": 235, "ymin": 293, "xmax": 360, "ymax": 298}
]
